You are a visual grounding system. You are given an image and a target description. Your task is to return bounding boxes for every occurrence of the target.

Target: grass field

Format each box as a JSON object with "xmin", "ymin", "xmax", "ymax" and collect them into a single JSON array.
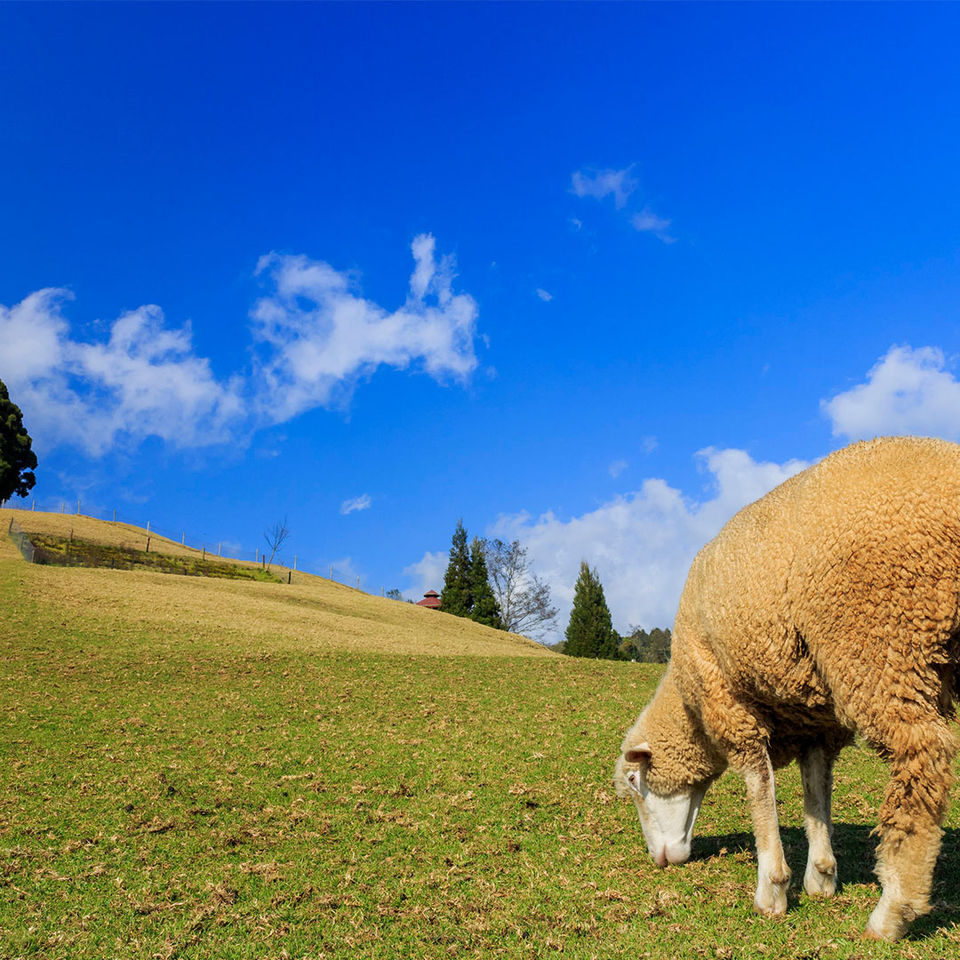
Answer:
[{"xmin": 3, "ymin": 516, "xmax": 960, "ymax": 958}]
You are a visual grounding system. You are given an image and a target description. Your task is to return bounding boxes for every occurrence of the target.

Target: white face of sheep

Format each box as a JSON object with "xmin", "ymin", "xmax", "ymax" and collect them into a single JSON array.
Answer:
[{"xmin": 619, "ymin": 743, "xmax": 709, "ymax": 867}]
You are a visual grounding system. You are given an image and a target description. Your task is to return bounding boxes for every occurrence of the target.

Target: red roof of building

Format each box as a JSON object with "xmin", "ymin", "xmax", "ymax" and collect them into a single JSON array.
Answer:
[{"xmin": 417, "ymin": 589, "xmax": 441, "ymax": 609}]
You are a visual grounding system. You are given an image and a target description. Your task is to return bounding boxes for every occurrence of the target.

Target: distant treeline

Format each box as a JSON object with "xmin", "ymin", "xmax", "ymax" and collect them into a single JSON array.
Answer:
[
  {"xmin": 617, "ymin": 626, "xmax": 672, "ymax": 663},
  {"xmin": 550, "ymin": 626, "xmax": 672, "ymax": 662}
]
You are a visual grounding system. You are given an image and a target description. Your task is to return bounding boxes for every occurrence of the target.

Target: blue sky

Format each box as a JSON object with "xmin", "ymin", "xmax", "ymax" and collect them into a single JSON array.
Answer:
[{"xmin": 3, "ymin": 3, "xmax": 960, "ymax": 640}]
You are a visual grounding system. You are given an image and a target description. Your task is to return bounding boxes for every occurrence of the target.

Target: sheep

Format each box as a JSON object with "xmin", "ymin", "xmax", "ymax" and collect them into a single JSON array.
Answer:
[{"xmin": 614, "ymin": 436, "xmax": 960, "ymax": 941}]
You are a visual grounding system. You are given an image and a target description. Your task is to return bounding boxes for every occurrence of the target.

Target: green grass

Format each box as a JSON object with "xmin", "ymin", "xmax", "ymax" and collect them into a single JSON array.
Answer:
[
  {"xmin": 28, "ymin": 534, "xmax": 283, "ymax": 583},
  {"xmin": 3, "ymin": 554, "xmax": 960, "ymax": 959}
]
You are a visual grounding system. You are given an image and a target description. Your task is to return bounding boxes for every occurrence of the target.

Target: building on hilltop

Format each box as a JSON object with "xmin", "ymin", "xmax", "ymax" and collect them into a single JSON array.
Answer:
[{"xmin": 417, "ymin": 589, "xmax": 441, "ymax": 609}]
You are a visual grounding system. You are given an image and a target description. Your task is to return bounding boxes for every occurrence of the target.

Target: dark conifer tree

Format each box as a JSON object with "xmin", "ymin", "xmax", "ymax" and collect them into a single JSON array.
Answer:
[
  {"xmin": 0, "ymin": 378, "xmax": 38, "ymax": 503},
  {"xmin": 564, "ymin": 561, "xmax": 619, "ymax": 659},
  {"xmin": 440, "ymin": 519, "xmax": 472, "ymax": 616},
  {"xmin": 469, "ymin": 537, "xmax": 502, "ymax": 629}
]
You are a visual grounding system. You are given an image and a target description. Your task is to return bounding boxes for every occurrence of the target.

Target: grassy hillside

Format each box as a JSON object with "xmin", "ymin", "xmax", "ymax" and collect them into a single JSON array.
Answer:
[
  {"xmin": 3, "ymin": 517, "xmax": 960, "ymax": 958},
  {"xmin": 2, "ymin": 510, "xmax": 553, "ymax": 658}
]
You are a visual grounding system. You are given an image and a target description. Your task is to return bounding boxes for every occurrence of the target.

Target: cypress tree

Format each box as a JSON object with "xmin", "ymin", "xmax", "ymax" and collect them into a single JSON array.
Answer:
[
  {"xmin": 565, "ymin": 561, "xmax": 619, "ymax": 659},
  {"xmin": 440, "ymin": 519, "xmax": 472, "ymax": 616},
  {"xmin": 469, "ymin": 537, "xmax": 502, "ymax": 629}
]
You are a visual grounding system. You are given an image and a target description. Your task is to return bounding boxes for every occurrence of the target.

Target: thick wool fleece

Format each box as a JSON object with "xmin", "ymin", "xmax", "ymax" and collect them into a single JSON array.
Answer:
[{"xmin": 620, "ymin": 436, "xmax": 960, "ymax": 927}]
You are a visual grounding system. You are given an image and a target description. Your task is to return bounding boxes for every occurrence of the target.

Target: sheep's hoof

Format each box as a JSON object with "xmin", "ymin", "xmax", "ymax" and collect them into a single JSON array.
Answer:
[
  {"xmin": 865, "ymin": 901, "xmax": 912, "ymax": 942},
  {"xmin": 753, "ymin": 887, "xmax": 788, "ymax": 916},
  {"xmin": 864, "ymin": 922, "xmax": 899, "ymax": 942},
  {"xmin": 803, "ymin": 860, "xmax": 837, "ymax": 898}
]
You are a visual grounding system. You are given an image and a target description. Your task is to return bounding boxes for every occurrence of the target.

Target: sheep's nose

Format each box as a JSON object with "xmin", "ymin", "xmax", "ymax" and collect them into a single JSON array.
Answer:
[{"xmin": 654, "ymin": 847, "xmax": 668, "ymax": 868}]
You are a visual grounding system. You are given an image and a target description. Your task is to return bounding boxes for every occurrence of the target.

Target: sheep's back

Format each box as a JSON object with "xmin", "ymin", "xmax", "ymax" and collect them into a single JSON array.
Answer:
[{"xmin": 672, "ymin": 436, "xmax": 960, "ymax": 737}]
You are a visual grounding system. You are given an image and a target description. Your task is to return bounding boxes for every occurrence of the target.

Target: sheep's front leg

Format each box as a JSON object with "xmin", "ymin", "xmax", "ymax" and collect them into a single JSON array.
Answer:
[
  {"xmin": 799, "ymin": 745, "xmax": 837, "ymax": 897},
  {"xmin": 866, "ymin": 719, "xmax": 955, "ymax": 941},
  {"xmin": 743, "ymin": 755, "xmax": 791, "ymax": 915}
]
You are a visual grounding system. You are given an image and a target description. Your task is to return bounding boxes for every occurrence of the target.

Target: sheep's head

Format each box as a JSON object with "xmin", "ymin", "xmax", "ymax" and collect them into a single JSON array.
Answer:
[{"xmin": 614, "ymin": 742, "xmax": 711, "ymax": 867}]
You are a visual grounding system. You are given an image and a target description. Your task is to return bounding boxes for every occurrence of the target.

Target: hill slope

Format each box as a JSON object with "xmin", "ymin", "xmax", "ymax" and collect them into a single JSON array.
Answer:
[
  {"xmin": 4, "ymin": 512, "xmax": 960, "ymax": 958},
  {"xmin": 2, "ymin": 509, "xmax": 553, "ymax": 658}
]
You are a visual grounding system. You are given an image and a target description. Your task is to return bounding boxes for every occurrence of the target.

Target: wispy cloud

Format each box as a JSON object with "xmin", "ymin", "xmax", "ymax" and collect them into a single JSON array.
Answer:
[
  {"xmin": 631, "ymin": 209, "xmax": 674, "ymax": 243},
  {"xmin": 0, "ymin": 235, "xmax": 479, "ymax": 457},
  {"xmin": 608, "ymin": 459, "xmax": 628, "ymax": 478},
  {"xmin": 572, "ymin": 164, "xmax": 674, "ymax": 244},
  {"xmin": 570, "ymin": 166, "xmax": 637, "ymax": 208},
  {"xmin": 535, "ymin": 288, "xmax": 553, "ymax": 302},
  {"xmin": 251, "ymin": 234, "xmax": 478, "ymax": 423},
  {"xmin": 822, "ymin": 345, "xmax": 960, "ymax": 441},
  {"xmin": 340, "ymin": 493, "xmax": 372, "ymax": 515},
  {"xmin": 329, "ymin": 556, "xmax": 362, "ymax": 586}
]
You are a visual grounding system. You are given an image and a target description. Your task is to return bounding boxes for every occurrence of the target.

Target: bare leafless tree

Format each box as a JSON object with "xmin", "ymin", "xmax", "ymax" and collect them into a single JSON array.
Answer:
[
  {"xmin": 482, "ymin": 537, "xmax": 558, "ymax": 639},
  {"xmin": 263, "ymin": 516, "xmax": 291, "ymax": 569}
]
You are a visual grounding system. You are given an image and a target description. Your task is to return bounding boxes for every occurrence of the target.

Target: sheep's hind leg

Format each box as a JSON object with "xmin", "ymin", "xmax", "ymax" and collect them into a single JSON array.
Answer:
[
  {"xmin": 865, "ymin": 719, "xmax": 956, "ymax": 941},
  {"xmin": 743, "ymin": 753, "xmax": 791, "ymax": 915},
  {"xmin": 799, "ymin": 744, "xmax": 838, "ymax": 898}
]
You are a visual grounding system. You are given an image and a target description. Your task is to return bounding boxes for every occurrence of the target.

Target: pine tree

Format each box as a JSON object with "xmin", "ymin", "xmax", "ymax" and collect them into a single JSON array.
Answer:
[
  {"xmin": 565, "ymin": 561, "xmax": 619, "ymax": 659},
  {"xmin": 440, "ymin": 519, "xmax": 472, "ymax": 616},
  {"xmin": 469, "ymin": 537, "xmax": 502, "ymax": 628}
]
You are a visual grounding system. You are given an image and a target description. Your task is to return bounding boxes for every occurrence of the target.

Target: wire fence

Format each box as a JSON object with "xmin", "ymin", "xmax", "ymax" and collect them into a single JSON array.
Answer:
[
  {"xmin": 1, "ymin": 499, "xmax": 398, "ymax": 597},
  {"xmin": 6, "ymin": 516, "xmax": 36, "ymax": 563}
]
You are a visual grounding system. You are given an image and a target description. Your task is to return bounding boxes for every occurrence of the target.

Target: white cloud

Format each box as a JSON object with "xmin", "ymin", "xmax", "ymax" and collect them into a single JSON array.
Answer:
[
  {"xmin": 0, "ymin": 235, "xmax": 479, "ymax": 457},
  {"xmin": 536, "ymin": 288, "xmax": 553, "ymax": 302},
  {"xmin": 822, "ymin": 345, "xmax": 960, "ymax": 442},
  {"xmin": 570, "ymin": 167, "xmax": 637, "ymax": 208},
  {"xmin": 571, "ymin": 165, "xmax": 674, "ymax": 242},
  {"xmin": 403, "ymin": 549, "xmax": 447, "ymax": 601},
  {"xmin": 0, "ymin": 289, "xmax": 244, "ymax": 456},
  {"xmin": 251, "ymin": 234, "xmax": 478, "ymax": 423},
  {"xmin": 609, "ymin": 459, "xmax": 628, "ymax": 478},
  {"xmin": 641, "ymin": 435, "xmax": 658, "ymax": 454},
  {"xmin": 631, "ymin": 208, "xmax": 674, "ymax": 243},
  {"xmin": 491, "ymin": 448, "xmax": 810, "ymax": 642},
  {"xmin": 340, "ymin": 493, "xmax": 372, "ymax": 515}
]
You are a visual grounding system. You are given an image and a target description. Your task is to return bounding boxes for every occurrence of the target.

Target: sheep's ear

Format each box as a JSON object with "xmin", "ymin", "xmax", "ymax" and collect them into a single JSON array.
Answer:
[{"xmin": 624, "ymin": 742, "xmax": 652, "ymax": 763}]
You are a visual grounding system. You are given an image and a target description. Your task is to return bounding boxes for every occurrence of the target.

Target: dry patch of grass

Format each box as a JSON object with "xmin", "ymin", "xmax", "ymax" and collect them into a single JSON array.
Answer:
[
  {"xmin": 5, "ymin": 508, "xmax": 206, "ymax": 560},
  {"xmin": 4, "ymin": 510, "xmax": 551, "ymax": 659}
]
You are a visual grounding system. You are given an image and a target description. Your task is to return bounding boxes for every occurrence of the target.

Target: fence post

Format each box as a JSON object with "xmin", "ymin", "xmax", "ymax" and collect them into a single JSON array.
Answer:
[
  {"xmin": 146, "ymin": 536, "xmax": 151, "ymax": 553},
  {"xmin": 147, "ymin": 520, "xmax": 151, "ymax": 533},
  {"xmin": 77, "ymin": 499, "xmax": 81, "ymax": 515},
  {"xmin": 32, "ymin": 500, "xmax": 36, "ymax": 511},
  {"xmin": 287, "ymin": 571, "xmax": 291, "ymax": 584},
  {"xmin": 356, "ymin": 576, "xmax": 360, "ymax": 590},
  {"xmin": 330, "ymin": 565, "xmax": 333, "ymax": 580},
  {"xmin": 294, "ymin": 554, "xmax": 297, "ymax": 570},
  {"xmin": 181, "ymin": 532, "xmax": 185, "ymax": 545},
  {"xmin": 113, "ymin": 509, "xmax": 116, "ymax": 522},
  {"xmin": 218, "ymin": 542, "xmax": 222, "ymax": 557}
]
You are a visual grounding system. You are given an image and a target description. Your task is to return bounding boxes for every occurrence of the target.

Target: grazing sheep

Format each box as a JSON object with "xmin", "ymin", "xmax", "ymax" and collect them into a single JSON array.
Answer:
[{"xmin": 615, "ymin": 436, "xmax": 960, "ymax": 941}]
